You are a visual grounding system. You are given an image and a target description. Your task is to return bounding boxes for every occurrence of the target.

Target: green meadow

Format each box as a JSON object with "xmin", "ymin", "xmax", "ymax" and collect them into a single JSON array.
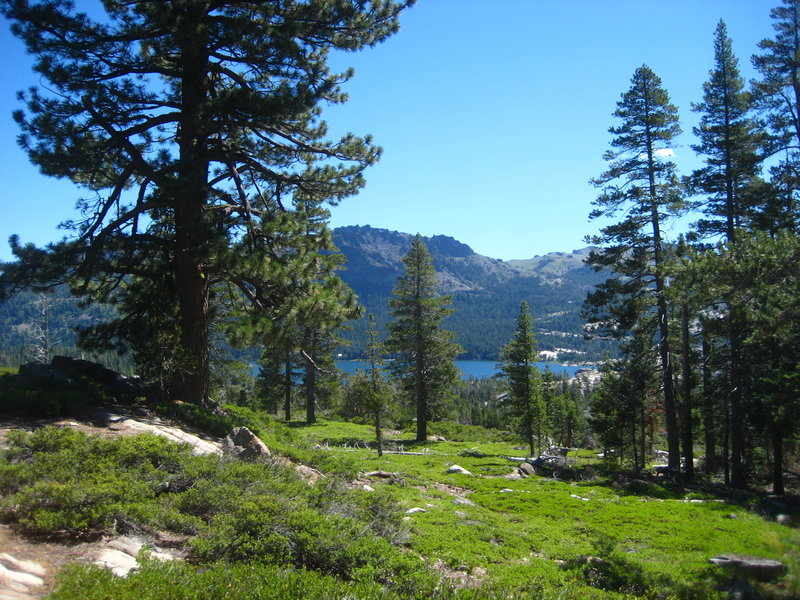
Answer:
[{"xmin": 2, "ymin": 408, "xmax": 796, "ymax": 599}]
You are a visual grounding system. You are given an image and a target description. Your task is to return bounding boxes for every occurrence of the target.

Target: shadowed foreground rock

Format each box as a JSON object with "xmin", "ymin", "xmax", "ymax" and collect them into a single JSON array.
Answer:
[
  {"xmin": 709, "ymin": 554, "xmax": 788, "ymax": 581},
  {"xmin": 18, "ymin": 356, "xmax": 153, "ymax": 400}
]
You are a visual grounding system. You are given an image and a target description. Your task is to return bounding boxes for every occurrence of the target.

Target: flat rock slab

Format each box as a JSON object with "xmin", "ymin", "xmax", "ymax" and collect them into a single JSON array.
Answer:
[
  {"xmin": 94, "ymin": 549, "xmax": 139, "ymax": 578},
  {"xmin": 709, "ymin": 554, "xmax": 788, "ymax": 581},
  {"xmin": 0, "ymin": 556, "xmax": 45, "ymax": 579},
  {"xmin": 118, "ymin": 419, "xmax": 222, "ymax": 455},
  {"xmin": 92, "ymin": 535, "xmax": 177, "ymax": 578},
  {"xmin": 0, "ymin": 556, "xmax": 45, "ymax": 600}
]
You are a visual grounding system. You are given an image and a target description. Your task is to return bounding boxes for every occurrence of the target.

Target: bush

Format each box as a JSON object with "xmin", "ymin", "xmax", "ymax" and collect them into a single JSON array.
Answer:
[
  {"xmin": 0, "ymin": 373, "xmax": 103, "ymax": 417},
  {"xmin": 0, "ymin": 427, "xmax": 203, "ymax": 538},
  {"xmin": 426, "ymin": 422, "xmax": 512, "ymax": 443},
  {"xmin": 155, "ymin": 401, "xmax": 234, "ymax": 437}
]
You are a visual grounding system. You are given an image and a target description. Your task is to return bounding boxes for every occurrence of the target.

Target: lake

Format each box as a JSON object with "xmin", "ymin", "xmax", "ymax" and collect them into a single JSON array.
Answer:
[{"xmin": 335, "ymin": 360, "xmax": 591, "ymax": 380}]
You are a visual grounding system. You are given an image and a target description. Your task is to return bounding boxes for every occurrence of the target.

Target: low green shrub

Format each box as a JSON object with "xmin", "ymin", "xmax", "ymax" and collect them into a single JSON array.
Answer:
[
  {"xmin": 0, "ymin": 427, "xmax": 202, "ymax": 538},
  {"xmin": 426, "ymin": 422, "xmax": 512, "ymax": 443},
  {"xmin": 47, "ymin": 560, "xmax": 552, "ymax": 600},
  {"xmin": 155, "ymin": 401, "xmax": 235, "ymax": 437},
  {"xmin": 5, "ymin": 415, "xmax": 800, "ymax": 600},
  {"xmin": 48, "ymin": 561, "xmax": 398, "ymax": 600},
  {"xmin": 0, "ymin": 373, "xmax": 103, "ymax": 417}
]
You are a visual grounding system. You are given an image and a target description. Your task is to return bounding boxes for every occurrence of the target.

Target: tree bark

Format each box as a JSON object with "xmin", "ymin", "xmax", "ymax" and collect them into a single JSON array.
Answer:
[
  {"xmin": 646, "ymin": 137, "xmax": 680, "ymax": 471},
  {"xmin": 655, "ymin": 267, "xmax": 680, "ymax": 470},
  {"xmin": 415, "ymin": 351, "xmax": 427, "ymax": 442},
  {"xmin": 375, "ymin": 411, "xmax": 384, "ymax": 457},
  {"xmin": 681, "ymin": 302, "xmax": 694, "ymax": 482},
  {"xmin": 772, "ymin": 425, "xmax": 785, "ymax": 496},
  {"xmin": 174, "ymin": 7, "xmax": 211, "ymax": 405},
  {"xmin": 304, "ymin": 332, "xmax": 317, "ymax": 424},
  {"xmin": 729, "ymin": 312, "xmax": 746, "ymax": 488},
  {"xmin": 284, "ymin": 347, "xmax": 292, "ymax": 421},
  {"xmin": 701, "ymin": 332, "xmax": 716, "ymax": 473}
]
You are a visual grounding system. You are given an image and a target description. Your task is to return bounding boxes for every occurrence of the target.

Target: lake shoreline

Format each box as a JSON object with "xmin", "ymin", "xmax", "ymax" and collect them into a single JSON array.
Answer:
[{"xmin": 335, "ymin": 359, "xmax": 596, "ymax": 380}]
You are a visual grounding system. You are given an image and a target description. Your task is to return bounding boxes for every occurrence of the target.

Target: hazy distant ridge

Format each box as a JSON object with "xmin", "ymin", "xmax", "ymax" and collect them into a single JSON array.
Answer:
[{"xmin": 332, "ymin": 226, "xmax": 612, "ymax": 362}]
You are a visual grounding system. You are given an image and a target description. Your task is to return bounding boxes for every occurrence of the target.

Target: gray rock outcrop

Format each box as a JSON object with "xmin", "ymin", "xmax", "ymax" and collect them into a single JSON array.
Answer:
[
  {"xmin": 0, "ymin": 553, "xmax": 45, "ymax": 599},
  {"xmin": 223, "ymin": 427, "xmax": 271, "ymax": 461},
  {"xmin": 709, "ymin": 554, "xmax": 788, "ymax": 581},
  {"xmin": 517, "ymin": 462, "xmax": 535, "ymax": 477},
  {"xmin": 447, "ymin": 464, "xmax": 473, "ymax": 476}
]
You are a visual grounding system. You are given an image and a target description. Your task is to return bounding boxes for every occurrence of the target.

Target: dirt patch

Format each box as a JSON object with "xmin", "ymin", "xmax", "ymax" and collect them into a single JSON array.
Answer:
[
  {"xmin": 432, "ymin": 482, "xmax": 472, "ymax": 497},
  {"xmin": 0, "ymin": 524, "xmax": 104, "ymax": 598}
]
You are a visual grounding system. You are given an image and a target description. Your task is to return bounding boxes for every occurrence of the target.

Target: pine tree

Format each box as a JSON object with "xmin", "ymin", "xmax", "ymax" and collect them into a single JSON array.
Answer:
[
  {"xmin": 688, "ymin": 21, "xmax": 766, "ymax": 486},
  {"xmin": 364, "ymin": 314, "xmax": 387, "ymax": 455},
  {"xmin": 500, "ymin": 301, "xmax": 546, "ymax": 456},
  {"xmin": 585, "ymin": 65, "xmax": 685, "ymax": 471},
  {"xmin": 0, "ymin": 0, "xmax": 413, "ymax": 405},
  {"xmin": 255, "ymin": 335, "xmax": 298, "ymax": 416},
  {"xmin": 385, "ymin": 235, "xmax": 462, "ymax": 442},
  {"xmin": 686, "ymin": 231, "xmax": 800, "ymax": 493},
  {"xmin": 691, "ymin": 20, "xmax": 763, "ymax": 241},
  {"xmin": 753, "ymin": 0, "xmax": 800, "ymax": 232}
]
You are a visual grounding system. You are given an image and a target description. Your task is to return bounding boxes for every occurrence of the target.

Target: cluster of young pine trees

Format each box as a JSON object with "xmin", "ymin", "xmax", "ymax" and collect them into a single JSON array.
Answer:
[{"xmin": 584, "ymin": 2, "xmax": 800, "ymax": 494}]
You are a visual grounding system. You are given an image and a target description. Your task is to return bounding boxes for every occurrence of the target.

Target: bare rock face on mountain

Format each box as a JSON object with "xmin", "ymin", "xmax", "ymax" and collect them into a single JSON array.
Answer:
[{"xmin": 331, "ymin": 225, "xmax": 609, "ymax": 362}]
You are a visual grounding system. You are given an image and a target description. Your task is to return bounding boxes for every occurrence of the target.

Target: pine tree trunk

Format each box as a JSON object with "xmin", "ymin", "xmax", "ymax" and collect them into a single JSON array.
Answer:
[
  {"xmin": 681, "ymin": 303, "xmax": 694, "ymax": 482},
  {"xmin": 723, "ymin": 393, "xmax": 731, "ymax": 486},
  {"xmin": 565, "ymin": 414, "xmax": 574, "ymax": 449},
  {"xmin": 655, "ymin": 277, "xmax": 680, "ymax": 469},
  {"xmin": 174, "ymin": 12, "xmax": 211, "ymax": 406},
  {"xmin": 702, "ymin": 333, "xmax": 716, "ymax": 473},
  {"xmin": 305, "ymin": 344, "xmax": 317, "ymax": 424},
  {"xmin": 284, "ymin": 348, "xmax": 292, "ymax": 422},
  {"xmin": 772, "ymin": 425, "xmax": 785, "ymax": 495},
  {"xmin": 375, "ymin": 411, "xmax": 383, "ymax": 457},
  {"xmin": 415, "ymin": 311, "xmax": 427, "ymax": 442},
  {"xmin": 729, "ymin": 315, "xmax": 746, "ymax": 488},
  {"xmin": 415, "ymin": 365, "xmax": 427, "ymax": 442},
  {"xmin": 647, "ymin": 160, "xmax": 680, "ymax": 471},
  {"xmin": 631, "ymin": 420, "xmax": 639, "ymax": 472},
  {"xmin": 640, "ymin": 405, "xmax": 647, "ymax": 473}
]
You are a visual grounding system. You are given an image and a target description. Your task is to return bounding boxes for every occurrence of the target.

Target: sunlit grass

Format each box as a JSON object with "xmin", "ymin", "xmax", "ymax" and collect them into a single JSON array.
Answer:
[
  {"xmin": 3, "ymin": 413, "xmax": 797, "ymax": 599},
  {"xmin": 290, "ymin": 418, "xmax": 800, "ymax": 598}
]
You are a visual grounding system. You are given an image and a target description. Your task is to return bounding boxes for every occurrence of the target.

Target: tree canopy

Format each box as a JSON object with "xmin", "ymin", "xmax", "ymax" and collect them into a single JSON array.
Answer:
[{"xmin": 0, "ymin": 0, "xmax": 413, "ymax": 403}]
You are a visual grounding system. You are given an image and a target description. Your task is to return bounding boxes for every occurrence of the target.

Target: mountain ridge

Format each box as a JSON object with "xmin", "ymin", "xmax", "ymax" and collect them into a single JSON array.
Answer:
[
  {"xmin": 0, "ymin": 226, "xmax": 614, "ymax": 366},
  {"xmin": 332, "ymin": 226, "xmax": 613, "ymax": 362}
]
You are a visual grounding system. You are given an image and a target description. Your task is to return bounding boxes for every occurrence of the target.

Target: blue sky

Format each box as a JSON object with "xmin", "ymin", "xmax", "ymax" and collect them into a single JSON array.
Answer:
[{"xmin": 0, "ymin": 0, "xmax": 777, "ymax": 263}]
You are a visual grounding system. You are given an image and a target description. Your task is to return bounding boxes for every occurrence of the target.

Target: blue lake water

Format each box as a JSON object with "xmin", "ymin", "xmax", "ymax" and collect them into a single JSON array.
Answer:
[{"xmin": 335, "ymin": 360, "xmax": 591, "ymax": 380}]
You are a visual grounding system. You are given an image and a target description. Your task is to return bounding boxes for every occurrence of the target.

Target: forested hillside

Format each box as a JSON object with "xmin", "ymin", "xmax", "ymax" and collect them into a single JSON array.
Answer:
[
  {"xmin": 0, "ymin": 228, "xmax": 611, "ymax": 366},
  {"xmin": 333, "ymin": 225, "xmax": 613, "ymax": 361},
  {"xmin": 0, "ymin": 286, "xmax": 121, "ymax": 368}
]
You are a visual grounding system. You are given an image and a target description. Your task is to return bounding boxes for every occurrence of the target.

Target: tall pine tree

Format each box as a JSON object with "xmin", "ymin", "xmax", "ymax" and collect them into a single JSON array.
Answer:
[
  {"xmin": 585, "ymin": 65, "xmax": 685, "ymax": 471},
  {"xmin": 691, "ymin": 20, "xmax": 763, "ymax": 241},
  {"xmin": 753, "ymin": 0, "xmax": 800, "ymax": 232},
  {"xmin": 0, "ymin": 0, "xmax": 413, "ymax": 405},
  {"xmin": 690, "ymin": 21, "xmax": 763, "ymax": 487},
  {"xmin": 385, "ymin": 235, "xmax": 462, "ymax": 442}
]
